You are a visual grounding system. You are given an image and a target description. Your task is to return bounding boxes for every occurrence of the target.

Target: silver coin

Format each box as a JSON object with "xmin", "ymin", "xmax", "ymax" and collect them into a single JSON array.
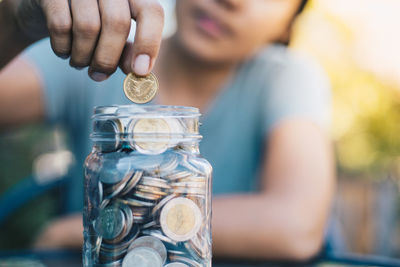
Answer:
[
  {"xmin": 141, "ymin": 229, "xmax": 178, "ymax": 246},
  {"xmin": 118, "ymin": 197, "xmax": 155, "ymax": 207},
  {"xmin": 120, "ymin": 204, "xmax": 134, "ymax": 235},
  {"xmin": 132, "ymin": 207, "xmax": 151, "ymax": 223},
  {"xmin": 98, "ymin": 181, "xmax": 104, "ymax": 203},
  {"xmin": 140, "ymin": 176, "xmax": 170, "ymax": 189},
  {"xmin": 99, "ymin": 198, "xmax": 111, "ymax": 210},
  {"xmin": 93, "ymin": 119, "xmax": 123, "ymax": 152},
  {"xmin": 141, "ymin": 220, "xmax": 158, "ymax": 229},
  {"xmin": 94, "ymin": 206, "xmax": 125, "ymax": 240},
  {"xmin": 99, "ymin": 154, "xmax": 132, "ymax": 184},
  {"xmin": 169, "ymin": 255, "xmax": 202, "ymax": 267},
  {"xmin": 184, "ymin": 235, "xmax": 209, "ymax": 260},
  {"xmin": 122, "ymin": 247, "xmax": 163, "ymax": 267},
  {"xmin": 133, "ymin": 190, "xmax": 163, "ymax": 201},
  {"xmin": 167, "ymin": 249, "xmax": 187, "ymax": 256},
  {"xmin": 151, "ymin": 194, "xmax": 176, "ymax": 215},
  {"xmin": 171, "ymin": 181, "xmax": 205, "ymax": 189},
  {"xmin": 176, "ymin": 176, "xmax": 206, "ymax": 183},
  {"xmin": 104, "ymin": 170, "xmax": 134, "ymax": 199},
  {"xmin": 166, "ymin": 170, "xmax": 193, "ymax": 181},
  {"xmin": 120, "ymin": 171, "xmax": 143, "ymax": 196},
  {"xmin": 156, "ymin": 151, "xmax": 180, "ymax": 176},
  {"xmin": 101, "ymin": 224, "xmax": 140, "ymax": 253},
  {"xmin": 99, "ymin": 245, "xmax": 127, "ymax": 262},
  {"xmin": 127, "ymin": 236, "xmax": 167, "ymax": 264},
  {"xmin": 164, "ymin": 263, "xmax": 189, "ymax": 267}
]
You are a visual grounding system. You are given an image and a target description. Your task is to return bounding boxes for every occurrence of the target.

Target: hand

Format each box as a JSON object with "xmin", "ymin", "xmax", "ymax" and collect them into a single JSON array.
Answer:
[
  {"xmin": 34, "ymin": 214, "xmax": 83, "ymax": 249},
  {"xmin": 9, "ymin": 0, "xmax": 164, "ymax": 81}
]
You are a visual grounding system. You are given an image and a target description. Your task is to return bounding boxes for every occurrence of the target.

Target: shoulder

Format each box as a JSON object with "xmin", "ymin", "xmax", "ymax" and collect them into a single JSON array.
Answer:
[
  {"xmin": 242, "ymin": 45, "xmax": 332, "ymax": 131},
  {"xmin": 247, "ymin": 44, "xmax": 329, "ymax": 88}
]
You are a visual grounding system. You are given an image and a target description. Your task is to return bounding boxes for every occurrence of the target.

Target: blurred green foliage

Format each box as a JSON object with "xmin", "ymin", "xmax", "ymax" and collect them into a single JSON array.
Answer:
[{"xmin": 0, "ymin": 125, "xmax": 58, "ymax": 249}]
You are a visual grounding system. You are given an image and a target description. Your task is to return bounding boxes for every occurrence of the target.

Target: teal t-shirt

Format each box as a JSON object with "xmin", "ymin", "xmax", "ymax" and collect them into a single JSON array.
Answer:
[{"xmin": 23, "ymin": 39, "xmax": 331, "ymax": 212}]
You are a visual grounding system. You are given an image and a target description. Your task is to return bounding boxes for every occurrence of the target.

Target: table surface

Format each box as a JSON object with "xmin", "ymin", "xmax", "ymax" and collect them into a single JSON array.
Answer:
[{"xmin": 1, "ymin": 250, "xmax": 400, "ymax": 267}]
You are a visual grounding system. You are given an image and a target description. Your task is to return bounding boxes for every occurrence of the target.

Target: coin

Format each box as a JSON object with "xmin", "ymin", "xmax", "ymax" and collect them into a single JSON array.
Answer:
[
  {"xmin": 185, "ymin": 234, "xmax": 209, "ymax": 260},
  {"xmin": 118, "ymin": 197, "xmax": 155, "ymax": 207},
  {"xmin": 152, "ymin": 194, "xmax": 176, "ymax": 216},
  {"xmin": 136, "ymin": 184, "xmax": 168, "ymax": 196},
  {"xmin": 169, "ymin": 255, "xmax": 202, "ymax": 267},
  {"xmin": 122, "ymin": 247, "xmax": 163, "ymax": 267},
  {"xmin": 104, "ymin": 170, "xmax": 134, "ymax": 199},
  {"xmin": 160, "ymin": 197, "xmax": 202, "ymax": 242},
  {"xmin": 123, "ymin": 72, "xmax": 158, "ymax": 104},
  {"xmin": 140, "ymin": 176, "xmax": 170, "ymax": 189},
  {"xmin": 141, "ymin": 220, "xmax": 158, "ymax": 229},
  {"xmin": 141, "ymin": 229, "xmax": 178, "ymax": 246},
  {"xmin": 99, "ymin": 153, "xmax": 132, "ymax": 185},
  {"xmin": 133, "ymin": 190, "xmax": 164, "ymax": 201},
  {"xmin": 94, "ymin": 205, "xmax": 125, "ymax": 240},
  {"xmin": 127, "ymin": 236, "xmax": 167, "ymax": 264},
  {"xmin": 166, "ymin": 170, "xmax": 193, "ymax": 181},
  {"xmin": 129, "ymin": 118, "xmax": 171, "ymax": 154},
  {"xmin": 120, "ymin": 170, "xmax": 143, "ymax": 196},
  {"xmin": 93, "ymin": 119, "xmax": 123, "ymax": 153}
]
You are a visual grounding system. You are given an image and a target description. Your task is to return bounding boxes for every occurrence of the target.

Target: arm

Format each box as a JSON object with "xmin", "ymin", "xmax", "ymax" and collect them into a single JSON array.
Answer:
[
  {"xmin": 0, "ymin": 1, "xmax": 31, "ymax": 70},
  {"xmin": 212, "ymin": 119, "xmax": 335, "ymax": 261}
]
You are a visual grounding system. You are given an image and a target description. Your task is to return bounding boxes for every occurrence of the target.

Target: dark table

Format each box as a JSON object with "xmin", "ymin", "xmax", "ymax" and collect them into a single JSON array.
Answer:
[{"xmin": 1, "ymin": 250, "xmax": 400, "ymax": 267}]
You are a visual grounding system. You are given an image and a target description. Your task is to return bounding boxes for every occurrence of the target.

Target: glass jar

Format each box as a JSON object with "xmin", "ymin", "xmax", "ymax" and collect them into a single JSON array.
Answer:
[{"xmin": 83, "ymin": 105, "xmax": 212, "ymax": 267}]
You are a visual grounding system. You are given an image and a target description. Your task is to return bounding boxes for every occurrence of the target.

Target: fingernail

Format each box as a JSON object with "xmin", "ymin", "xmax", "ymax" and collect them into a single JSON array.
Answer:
[
  {"xmin": 58, "ymin": 53, "xmax": 69, "ymax": 59},
  {"xmin": 133, "ymin": 54, "xmax": 150, "ymax": 76},
  {"xmin": 90, "ymin": 72, "xmax": 108, "ymax": 82}
]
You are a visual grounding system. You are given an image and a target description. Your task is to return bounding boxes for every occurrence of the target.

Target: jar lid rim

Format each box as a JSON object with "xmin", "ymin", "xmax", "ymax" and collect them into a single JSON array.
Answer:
[{"xmin": 93, "ymin": 105, "xmax": 200, "ymax": 118}]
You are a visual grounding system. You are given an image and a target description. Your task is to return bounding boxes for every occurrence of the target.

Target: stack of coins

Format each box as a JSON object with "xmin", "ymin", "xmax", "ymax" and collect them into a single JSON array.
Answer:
[
  {"xmin": 90, "ymin": 148, "xmax": 211, "ymax": 267},
  {"xmin": 89, "ymin": 119, "xmax": 211, "ymax": 266}
]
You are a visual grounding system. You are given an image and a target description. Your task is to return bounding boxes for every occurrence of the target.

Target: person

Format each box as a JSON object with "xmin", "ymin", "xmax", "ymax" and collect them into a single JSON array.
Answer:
[{"xmin": 0, "ymin": 0, "xmax": 334, "ymax": 261}]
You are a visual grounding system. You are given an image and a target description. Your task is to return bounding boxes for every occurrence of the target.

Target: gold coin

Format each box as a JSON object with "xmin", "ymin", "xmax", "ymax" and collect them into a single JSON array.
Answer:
[
  {"xmin": 130, "ymin": 118, "xmax": 171, "ymax": 154},
  {"xmin": 123, "ymin": 72, "xmax": 158, "ymax": 104},
  {"xmin": 160, "ymin": 197, "xmax": 202, "ymax": 242}
]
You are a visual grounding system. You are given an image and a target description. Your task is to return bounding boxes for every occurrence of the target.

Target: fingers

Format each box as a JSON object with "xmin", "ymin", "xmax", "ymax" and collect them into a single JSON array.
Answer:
[
  {"xmin": 69, "ymin": 0, "xmax": 101, "ymax": 69},
  {"xmin": 41, "ymin": 0, "xmax": 164, "ymax": 81},
  {"xmin": 40, "ymin": 0, "xmax": 72, "ymax": 58},
  {"xmin": 88, "ymin": 0, "xmax": 131, "ymax": 81},
  {"xmin": 127, "ymin": 0, "xmax": 164, "ymax": 76}
]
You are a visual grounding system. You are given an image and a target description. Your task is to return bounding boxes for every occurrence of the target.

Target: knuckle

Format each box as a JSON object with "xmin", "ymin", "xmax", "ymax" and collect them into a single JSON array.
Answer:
[
  {"xmin": 92, "ymin": 58, "xmax": 117, "ymax": 74},
  {"xmin": 102, "ymin": 12, "xmax": 130, "ymax": 32},
  {"xmin": 48, "ymin": 19, "xmax": 72, "ymax": 36},
  {"xmin": 74, "ymin": 19, "xmax": 101, "ymax": 38},
  {"xmin": 146, "ymin": 1, "xmax": 165, "ymax": 19},
  {"xmin": 135, "ymin": 40, "xmax": 159, "ymax": 54}
]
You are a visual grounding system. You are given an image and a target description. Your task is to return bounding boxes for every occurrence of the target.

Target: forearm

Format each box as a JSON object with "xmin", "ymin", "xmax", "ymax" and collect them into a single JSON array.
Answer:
[
  {"xmin": 212, "ymin": 193, "xmax": 326, "ymax": 261},
  {"xmin": 0, "ymin": 1, "xmax": 32, "ymax": 70}
]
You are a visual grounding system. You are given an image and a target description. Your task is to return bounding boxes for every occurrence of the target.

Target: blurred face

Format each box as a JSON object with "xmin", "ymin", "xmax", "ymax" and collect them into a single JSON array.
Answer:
[{"xmin": 175, "ymin": 0, "xmax": 302, "ymax": 64}]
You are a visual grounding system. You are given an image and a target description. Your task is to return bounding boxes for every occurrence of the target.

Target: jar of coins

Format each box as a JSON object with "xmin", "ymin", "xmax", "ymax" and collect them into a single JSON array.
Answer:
[{"xmin": 83, "ymin": 105, "xmax": 212, "ymax": 267}]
